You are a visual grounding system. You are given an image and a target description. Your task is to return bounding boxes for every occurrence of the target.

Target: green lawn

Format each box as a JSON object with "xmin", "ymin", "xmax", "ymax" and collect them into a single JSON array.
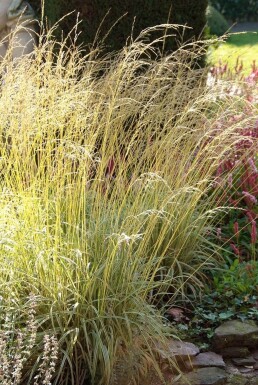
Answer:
[{"xmin": 208, "ymin": 32, "xmax": 258, "ymax": 74}]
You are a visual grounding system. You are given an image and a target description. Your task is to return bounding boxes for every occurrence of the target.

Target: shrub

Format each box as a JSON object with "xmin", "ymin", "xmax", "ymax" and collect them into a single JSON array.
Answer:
[
  {"xmin": 206, "ymin": 5, "xmax": 229, "ymax": 36},
  {"xmin": 31, "ymin": 0, "xmax": 208, "ymax": 55},
  {"xmin": 210, "ymin": 0, "xmax": 258, "ymax": 22},
  {"xmin": 170, "ymin": 0, "xmax": 208, "ymax": 44}
]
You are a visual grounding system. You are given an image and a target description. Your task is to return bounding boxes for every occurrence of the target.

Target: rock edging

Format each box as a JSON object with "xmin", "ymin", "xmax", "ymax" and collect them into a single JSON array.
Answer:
[{"xmin": 156, "ymin": 320, "xmax": 258, "ymax": 385}]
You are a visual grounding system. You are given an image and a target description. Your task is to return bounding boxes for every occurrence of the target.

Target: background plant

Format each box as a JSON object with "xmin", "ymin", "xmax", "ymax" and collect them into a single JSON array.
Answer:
[
  {"xmin": 210, "ymin": 0, "xmax": 258, "ymax": 22},
  {"xmin": 206, "ymin": 5, "xmax": 229, "ymax": 37},
  {"xmin": 179, "ymin": 259, "xmax": 258, "ymax": 347},
  {"xmin": 167, "ymin": 59, "xmax": 258, "ymax": 348},
  {"xmin": 209, "ymin": 36, "xmax": 258, "ymax": 77},
  {"xmin": 208, "ymin": 62, "xmax": 258, "ymax": 260},
  {"xmin": 31, "ymin": 0, "xmax": 208, "ymax": 55}
]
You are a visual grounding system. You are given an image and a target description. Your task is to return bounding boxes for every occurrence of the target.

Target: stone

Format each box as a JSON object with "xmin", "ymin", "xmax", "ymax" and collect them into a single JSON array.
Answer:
[
  {"xmin": 213, "ymin": 320, "xmax": 258, "ymax": 350},
  {"xmin": 249, "ymin": 378, "xmax": 258, "ymax": 385},
  {"xmin": 232, "ymin": 357, "xmax": 256, "ymax": 366},
  {"xmin": 253, "ymin": 350, "xmax": 258, "ymax": 360},
  {"xmin": 238, "ymin": 367, "xmax": 253, "ymax": 374},
  {"xmin": 0, "ymin": 0, "xmax": 37, "ymax": 61},
  {"xmin": 157, "ymin": 340, "xmax": 199, "ymax": 362},
  {"xmin": 227, "ymin": 374, "xmax": 249, "ymax": 385},
  {"xmin": 176, "ymin": 367, "xmax": 227, "ymax": 385},
  {"xmin": 220, "ymin": 347, "xmax": 250, "ymax": 358},
  {"xmin": 224, "ymin": 360, "xmax": 240, "ymax": 375},
  {"xmin": 186, "ymin": 352, "xmax": 225, "ymax": 370}
]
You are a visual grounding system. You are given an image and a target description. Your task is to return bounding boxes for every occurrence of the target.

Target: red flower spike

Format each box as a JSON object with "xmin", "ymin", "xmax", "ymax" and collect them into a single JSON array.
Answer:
[
  {"xmin": 233, "ymin": 222, "xmax": 239, "ymax": 239},
  {"xmin": 230, "ymin": 243, "xmax": 240, "ymax": 256}
]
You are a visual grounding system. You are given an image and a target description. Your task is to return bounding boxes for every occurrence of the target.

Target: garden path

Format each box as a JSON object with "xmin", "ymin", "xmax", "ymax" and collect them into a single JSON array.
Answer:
[{"xmin": 230, "ymin": 22, "xmax": 258, "ymax": 33}]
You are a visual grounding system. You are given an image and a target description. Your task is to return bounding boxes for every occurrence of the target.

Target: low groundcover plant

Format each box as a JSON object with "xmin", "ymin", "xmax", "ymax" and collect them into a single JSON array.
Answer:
[{"xmin": 0, "ymin": 295, "xmax": 58, "ymax": 385}]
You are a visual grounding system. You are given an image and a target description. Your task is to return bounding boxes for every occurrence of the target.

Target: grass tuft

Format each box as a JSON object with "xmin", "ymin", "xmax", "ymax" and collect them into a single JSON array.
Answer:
[{"xmin": 0, "ymin": 24, "xmax": 256, "ymax": 384}]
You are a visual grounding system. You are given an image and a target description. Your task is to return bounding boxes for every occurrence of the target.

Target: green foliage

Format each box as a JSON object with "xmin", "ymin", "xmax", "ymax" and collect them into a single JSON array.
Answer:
[
  {"xmin": 30, "ymin": 0, "xmax": 69, "ymax": 27},
  {"xmin": 208, "ymin": 33, "xmax": 258, "ymax": 75},
  {"xmin": 30, "ymin": 0, "xmax": 208, "ymax": 55},
  {"xmin": 170, "ymin": 0, "xmax": 209, "ymax": 66},
  {"xmin": 213, "ymin": 258, "xmax": 258, "ymax": 295},
  {"xmin": 43, "ymin": 0, "xmax": 63, "ymax": 24},
  {"xmin": 206, "ymin": 5, "xmax": 229, "ymax": 36},
  {"xmin": 210, "ymin": 0, "xmax": 258, "ymax": 22},
  {"xmin": 170, "ymin": 0, "xmax": 208, "ymax": 43},
  {"xmin": 75, "ymin": 0, "xmax": 175, "ymax": 52},
  {"xmin": 174, "ymin": 260, "xmax": 258, "ymax": 346}
]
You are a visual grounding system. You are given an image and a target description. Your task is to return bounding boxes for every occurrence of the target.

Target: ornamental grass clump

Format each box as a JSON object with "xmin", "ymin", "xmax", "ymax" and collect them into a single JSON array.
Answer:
[{"xmin": 0, "ymin": 24, "xmax": 257, "ymax": 384}]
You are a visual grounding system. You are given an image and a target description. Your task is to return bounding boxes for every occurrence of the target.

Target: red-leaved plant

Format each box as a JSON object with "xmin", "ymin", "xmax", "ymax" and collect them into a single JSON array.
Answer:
[{"xmin": 209, "ymin": 60, "xmax": 258, "ymax": 260}]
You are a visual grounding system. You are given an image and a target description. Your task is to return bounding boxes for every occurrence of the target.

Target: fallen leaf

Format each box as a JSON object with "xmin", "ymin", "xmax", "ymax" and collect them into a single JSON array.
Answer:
[{"xmin": 166, "ymin": 307, "xmax": 189, "ymax": 322}]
